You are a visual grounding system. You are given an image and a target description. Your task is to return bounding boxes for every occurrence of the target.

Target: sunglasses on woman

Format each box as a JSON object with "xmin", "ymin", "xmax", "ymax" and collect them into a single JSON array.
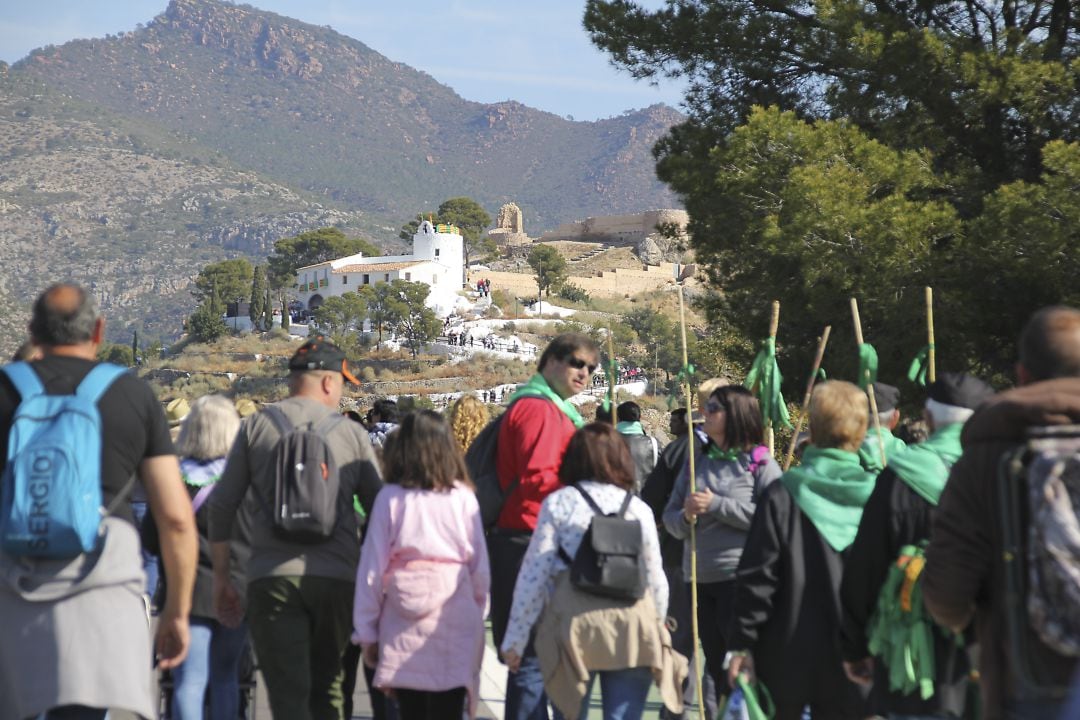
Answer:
[{"xmin": 705, "ymin": 399, "xmax": 726, "ymax": 414}]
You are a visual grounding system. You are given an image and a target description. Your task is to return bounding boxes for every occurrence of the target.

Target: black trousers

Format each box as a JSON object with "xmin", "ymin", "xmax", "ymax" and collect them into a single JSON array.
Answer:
[
  {"xmin": 487, "ymin": 528, "xmax": 533, "ymax": 649},
  {"xmin": 695, "ymin": 579, "xmax": 736, "ymax": 697},
  {"xmin": 396, "ymin": 686, "xmax": 466, "ymax": 720}
]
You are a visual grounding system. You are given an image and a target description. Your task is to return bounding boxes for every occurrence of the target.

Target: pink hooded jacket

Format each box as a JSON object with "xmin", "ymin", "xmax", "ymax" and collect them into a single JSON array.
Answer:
[{"xmin": 353, "ymin": 483, "xmax": 490, "ymax": 716}]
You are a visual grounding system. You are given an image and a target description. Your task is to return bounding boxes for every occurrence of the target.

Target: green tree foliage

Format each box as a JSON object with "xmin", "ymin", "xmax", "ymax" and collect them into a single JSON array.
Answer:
[
  {"xmin": 267, "ymin": 227, "xmax": 381, "ymax": 289},
  {"xmin": 192, "ymin": 258, "xmax": 253, "ymax": 308},
  {"xmin": 586, "ymin": 0, "xmax": 1080, "ymax": 379},
  {"xmin": 358, "ymin": 281, "xmax": 399, "ymax": 346},
  {"xmin": 280, "ymin": 297, "xmax": 290, "ymax": 332},
  {"xmin": 187, "ymin": 305, "xmax": 228, "ymax": 343},
  {"xmin": 391, "ymin": 279, "xmax": 442, "ymax": 358},
  {"xmin": 585, "ymin": 0, "xmax": 1078, "ymax": 194},
  {"xmin": 249, "ymin": 264, "xmax": 266, "ymax": 328},
  {"xmin": 624, "ymin": 307, "xmax": 696, "ymax": 384},
  {"xmin": 687, "ymin": 108, "xmax": 962, "ymax": 380},
  {"xmin": 313, "ymin": 293, "xmax": 368, "ymax": 344},
  {"xmin": 97, "ymin": 343, "xmax": 133, "ymax": 366},
  {"xmin": 264, "ymin": 287, "xmax": 274, "ymax": 330},
  {"xmin": 400, "ymin": 198, "xmax": 496, "ymax": 271},
  {"xmin": 527, "ymin": 245, "xmax": 569, "ymax": 298}
]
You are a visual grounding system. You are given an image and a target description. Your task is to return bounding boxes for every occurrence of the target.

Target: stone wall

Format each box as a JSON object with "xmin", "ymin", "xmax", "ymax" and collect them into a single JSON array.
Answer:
[
  {"xmin": 468, "ymin": 262, "xmax": 691, "ymax": 299},
  {"xmin": 540, "ymin": 209, "xmax": 689, "ymax": 245}
]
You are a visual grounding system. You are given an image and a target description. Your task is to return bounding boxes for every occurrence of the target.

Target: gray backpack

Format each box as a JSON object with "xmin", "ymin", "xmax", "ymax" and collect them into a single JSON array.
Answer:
[
  {"xmin": 263, "ymin": 405, "xmax": 345, "ymax": 543},
  {"xmin": 1000, "ymin": 425, "xmax": 1080, "ymax": 696}
]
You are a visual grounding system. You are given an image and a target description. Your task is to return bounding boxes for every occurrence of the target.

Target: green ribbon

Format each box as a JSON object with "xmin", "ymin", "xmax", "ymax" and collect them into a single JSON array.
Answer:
[
  {"xmin": 857, "ymin": 343, "xmax": 879, "ymax": 390},
  {"xmin": 907, "ymin": 344, "xmax": 934, "ymax": 387},
  {"xmin": 745, "ymin": 337, "xmax": 792, "ymax": 429},
  {"xmin": 817, "ymin": 367, "xmax": 827, "ymax": 381},
  {"xmin": 668, "ymin": 363, "xmax": 696, "ymax": 409}
]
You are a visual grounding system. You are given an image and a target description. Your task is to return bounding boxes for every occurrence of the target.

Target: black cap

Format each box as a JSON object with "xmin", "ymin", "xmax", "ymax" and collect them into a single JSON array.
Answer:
[
  {"xmin": 927, "ymin": 372, "xmax": 994, "ymax": 409},
  {"xmin": 288, "ymin": 335, "xmax": 360, "ymax": 385},
  {"xmin": 870, "ymin": 382, "xmax": 900, "ymax": 412}
]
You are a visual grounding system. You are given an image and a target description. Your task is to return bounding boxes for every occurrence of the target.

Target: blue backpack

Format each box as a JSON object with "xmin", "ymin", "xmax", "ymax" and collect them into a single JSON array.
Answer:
[{"xmin": 1, "ymin": 361, "xmax": 128, "ymax": 558}]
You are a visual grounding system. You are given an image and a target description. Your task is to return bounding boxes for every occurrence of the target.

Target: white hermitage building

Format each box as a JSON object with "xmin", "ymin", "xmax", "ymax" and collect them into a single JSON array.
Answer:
[{"xmin": 294, "ymin": 220, "xmax": 467, "ymax": 317}]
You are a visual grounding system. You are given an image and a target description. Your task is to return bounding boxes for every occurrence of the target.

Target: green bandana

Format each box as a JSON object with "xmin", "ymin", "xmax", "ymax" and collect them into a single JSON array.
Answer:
[
  {"xmin": 858, "ymin": 428, "xmax": 907, "ymax": 474},
  {"xmin": 616, "ymin": 421, "xmax": 644, "ymax": 436},
  {"xmin": 510, "ymin": 374, "xmax": 586, "ymax": 428},
  {"xmin": 886, "ymin": 423, "xmax": 964, "ymax": 506},
  {"xmin": 857, "ymin": 343, "xmax": 879, "ymax": 390},
  {"xmin": 781, "ymin": 446, "xmax": 876, "ymax": 552},
  {"xmin": 704, "ymin": 440, "xmax": 740, "ymax": 462}
]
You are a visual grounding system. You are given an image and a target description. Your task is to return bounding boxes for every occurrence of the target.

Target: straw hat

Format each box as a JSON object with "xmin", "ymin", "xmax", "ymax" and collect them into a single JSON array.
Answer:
[
  {"xmin": 234, "ymin": 398, "xmax": 258, "ymax": 418},
  {"xmin": 165, "ymin": 397, "xmax": 190, "ymax": 426}
]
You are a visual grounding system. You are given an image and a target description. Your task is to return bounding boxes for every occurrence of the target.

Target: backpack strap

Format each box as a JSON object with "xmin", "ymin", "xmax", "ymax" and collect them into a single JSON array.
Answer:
[
  {"xmin": 262, "ymin": 404, "xmax": 294, "ymax": 437},
  {"xmin": 75, "ymin": 363, "xmax": 128, "ymax": 403},
  {"xmin": 2, "ymin": 361, "xmax": 45, "ymax": 399},
  {"xmin": 573, "ymin": 484, "xmax": 634, "ymax": 518},
  {"xmin": 649, "ymin": 436, "xmax": 659, "ymax": 465}
]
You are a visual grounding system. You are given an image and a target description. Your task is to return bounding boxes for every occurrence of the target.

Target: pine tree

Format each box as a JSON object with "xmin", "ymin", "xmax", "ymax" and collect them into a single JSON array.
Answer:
[
  {"xmin": 249, "ymin": 265, "xmax": 266, "ymax": 328},
  {"xmin": 264, "ymin": 287, "xmax": 273, "ymax": 330}
]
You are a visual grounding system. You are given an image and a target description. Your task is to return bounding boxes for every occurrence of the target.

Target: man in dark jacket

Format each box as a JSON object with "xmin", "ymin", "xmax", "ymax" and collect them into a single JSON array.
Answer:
[
  {"xmin": 923, "ymin": 306, "xmax": 1080, "ymax": 719},
  {"xmin": 616, "ymin": 400, "xmax": 662, "ymax": 492},
  {"xmin": 727, "ymin": 380, "xmax": 875, "ymax": 720},
  {"xmin": 840, "ymin": 372, "xmax": 994, "ymax": 717}
]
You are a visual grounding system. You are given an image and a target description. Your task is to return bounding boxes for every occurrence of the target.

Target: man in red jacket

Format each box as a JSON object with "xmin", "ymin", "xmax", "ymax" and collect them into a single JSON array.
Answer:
[{"xmin": 491, "ymin": 332, "xmax": 598, "ymax": 720}]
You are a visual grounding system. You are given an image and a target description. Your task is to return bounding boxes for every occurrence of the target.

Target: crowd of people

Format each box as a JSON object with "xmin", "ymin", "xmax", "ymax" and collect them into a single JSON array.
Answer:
[{"xmin": 1, "ymin": 283, "xmax": 1079, "ymax": 720}]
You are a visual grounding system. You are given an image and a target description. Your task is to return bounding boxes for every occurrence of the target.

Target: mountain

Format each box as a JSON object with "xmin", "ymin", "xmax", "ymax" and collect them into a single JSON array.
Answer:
[
  {"xmin": 0, "ymin": 69, "xmax": 374, "ymax": 352},
  {"xmin": 0, "ymin": 0, "xmax": 682, "ymax": 352},
  {"xmin": 13, "ymin": 0, "xmax": 681, "ymax": 230}
]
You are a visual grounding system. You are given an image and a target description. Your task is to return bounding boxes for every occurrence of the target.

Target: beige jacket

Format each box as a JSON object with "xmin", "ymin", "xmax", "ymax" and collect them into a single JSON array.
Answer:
[{"xmin": 535, "ymin": 572, "xmax": 688, "ymax": 720}]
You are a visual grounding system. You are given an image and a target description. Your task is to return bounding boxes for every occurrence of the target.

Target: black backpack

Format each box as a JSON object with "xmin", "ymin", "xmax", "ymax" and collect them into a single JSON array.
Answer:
[
  {"xmin": 464, "ymin": 400, "xmax": 521, "ymax": 530},
  {"xmin": 262, "ymin": 405, "xmax": 345, "ymax": 543},
  {"xmin": 558, "ymin": 485, "xmax": 646, "ymax": 601}
]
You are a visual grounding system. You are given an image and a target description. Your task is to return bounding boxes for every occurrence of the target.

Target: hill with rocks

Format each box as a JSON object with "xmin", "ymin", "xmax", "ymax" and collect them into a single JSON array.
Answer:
[{"xmin": 0, "ymin": 0, "xmax": 682, "ymax": 353}]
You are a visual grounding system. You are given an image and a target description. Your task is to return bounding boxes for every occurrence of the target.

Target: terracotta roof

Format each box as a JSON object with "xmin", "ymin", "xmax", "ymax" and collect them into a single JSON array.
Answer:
[{"xmin": 332, "ymin": 261, "xmax": 425, "ymax": 273}]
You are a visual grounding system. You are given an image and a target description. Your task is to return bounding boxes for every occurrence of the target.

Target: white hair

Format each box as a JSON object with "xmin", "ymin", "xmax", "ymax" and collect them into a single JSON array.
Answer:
[
  {"xmin": 925, "ymin": 398, "xmax": 975, "ymax": 428},
  {"xmin": 175, "ymin": 395, "xmax": 241, "ymax": 460}
]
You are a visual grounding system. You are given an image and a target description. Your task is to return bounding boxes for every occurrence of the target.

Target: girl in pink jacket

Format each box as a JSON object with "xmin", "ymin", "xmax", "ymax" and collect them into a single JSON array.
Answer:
[{"xmin": 353, "ymin": 410, "xmax": 490, "ymax": 719}]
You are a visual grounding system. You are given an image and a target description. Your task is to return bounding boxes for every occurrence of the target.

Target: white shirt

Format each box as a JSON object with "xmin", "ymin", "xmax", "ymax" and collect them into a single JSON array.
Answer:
[{"xmin": 501, "ymin": 480, "xmax": 668, "ymax": 656}]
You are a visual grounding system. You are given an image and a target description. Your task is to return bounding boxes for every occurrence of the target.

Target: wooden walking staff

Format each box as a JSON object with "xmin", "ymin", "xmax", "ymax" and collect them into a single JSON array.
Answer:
[
  {"xmin": 783, "ymin": 326, "xmax": 832, "ymax": 471},
  {"xmin": 606, "ymin": 326, "xmax": 617, "ymax": 414},
  {"xmin": 765, "ymin": 301, "xmax": 780, "ymax": 456},
  {"xmin": 926, "ymin": 286, "xmax": 936, "ymax": 384},
  {"xmin": 850, "ymin": 298, "xmax": 887, "ymax": 467},
  {"xmin": 676, "ymin": 283, "xmax": 706, "ymax": 719}
]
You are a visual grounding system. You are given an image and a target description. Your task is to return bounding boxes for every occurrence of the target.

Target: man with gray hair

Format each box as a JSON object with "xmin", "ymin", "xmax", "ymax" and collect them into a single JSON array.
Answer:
[
  {"xmin": 840, "ymin": 371, "xmax": 994, "ymax": 716},
  {"xmin": 0, "ymin": 283, "xmax": 198, "ymax": 719}
]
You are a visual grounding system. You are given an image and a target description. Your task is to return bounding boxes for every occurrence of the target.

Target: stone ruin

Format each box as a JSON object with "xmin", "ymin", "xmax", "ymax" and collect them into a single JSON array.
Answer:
[{"xmin": 488, "ymin": 202, "xmax": 532, "ymax": 248}]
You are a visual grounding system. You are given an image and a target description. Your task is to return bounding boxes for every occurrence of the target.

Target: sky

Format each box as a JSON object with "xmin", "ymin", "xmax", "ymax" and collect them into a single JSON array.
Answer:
[{"xmin": 0, "ymin": 0, "xmax": 686, "ymax": 121}]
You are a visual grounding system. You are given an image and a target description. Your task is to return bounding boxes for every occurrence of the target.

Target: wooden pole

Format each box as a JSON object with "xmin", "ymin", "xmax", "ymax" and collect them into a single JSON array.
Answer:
[
  {"xmin": 926, "ymin": 286, "xmax": 936, "ymax": 384},
  {"xmin": 765, "ymin": 301, "xmax": 780, "ymax": 456},
  {"xmin": 607, "ymin": 326, "xmax": 617, "ymax": 412},
  {"xmin": 677, "ymin": 284, "xmax": 706, "ymax": 719},
  {"xmin": 851, "ymin": 298, "xmax": 887, "ymax": 467},
  {"xmin": 783, "ymin": 326, "xmax": 831, "ymax": 470}
]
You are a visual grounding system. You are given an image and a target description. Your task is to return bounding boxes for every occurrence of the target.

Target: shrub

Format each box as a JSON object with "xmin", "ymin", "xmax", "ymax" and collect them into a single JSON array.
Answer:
[{"xmin": 556, "ymin": 282, "xmax": 590, "ymax": 304}]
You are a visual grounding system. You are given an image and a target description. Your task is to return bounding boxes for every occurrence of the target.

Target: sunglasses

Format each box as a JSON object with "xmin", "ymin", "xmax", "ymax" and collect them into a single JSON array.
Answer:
[
  {"xmin": 565, "ymin": 356, "xmax": 599, "ymax": 373},
  {"xmin": 705, "ymin": 399, "xmax": 726, "ymax": 414}
]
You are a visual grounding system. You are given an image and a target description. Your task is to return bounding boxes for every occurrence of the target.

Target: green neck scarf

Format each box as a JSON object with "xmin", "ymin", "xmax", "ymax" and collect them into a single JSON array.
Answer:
[
  {"xmin": 858, "ymin": 428, "xmax": 907, "ymax": 474},
  {"xmin": 510, "ymin": 374, "xmax": 586, "ymax": 428},
  {"xmin": 782, "ymin": 446, "xmax": 877, "ymax": 552},
  {"xmin": 616, "ymin": 421, "xmax": 645, "ymax": 436},
  {"xmin": 886, "ymin": 423, "xmax": 964, "ymax": 506}
]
